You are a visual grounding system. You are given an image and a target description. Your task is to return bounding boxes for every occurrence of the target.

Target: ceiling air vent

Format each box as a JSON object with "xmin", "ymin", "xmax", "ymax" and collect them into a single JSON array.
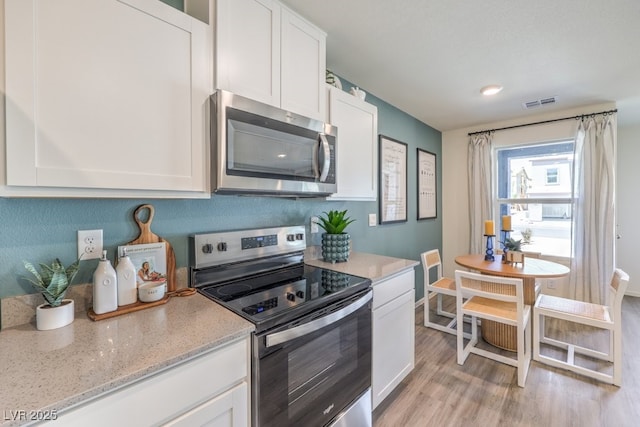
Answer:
[{"xmin": 522, "ymin": 96, "xmax": 558, "ymax": 110}]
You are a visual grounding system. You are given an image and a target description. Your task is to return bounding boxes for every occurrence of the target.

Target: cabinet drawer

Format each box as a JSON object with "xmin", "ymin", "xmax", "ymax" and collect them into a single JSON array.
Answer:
[
  {"xmin": 50, "ymin": 337, "xmax": 249, "ymax": 427},
  {"xmin": 164, "ymin": 382, "xmax": 248, "ymax": 427},
  {"xmin": 372, "ymin": 270, "xmax": 415, "ymax": 309}
]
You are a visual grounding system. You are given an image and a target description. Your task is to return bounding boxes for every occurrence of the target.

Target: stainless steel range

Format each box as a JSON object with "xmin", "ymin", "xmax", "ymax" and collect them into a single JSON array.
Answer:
[{"xmin": 190, "ymin": 225, "xmax": 372, "ymax": 427}]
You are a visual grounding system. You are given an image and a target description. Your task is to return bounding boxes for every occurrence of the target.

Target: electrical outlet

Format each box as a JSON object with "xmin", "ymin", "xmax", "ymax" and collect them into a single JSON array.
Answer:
[
  {"xmin": 77, "ymin": 229, "xmax": 103, "ymax": 260},
  {"xmin": 310, "ymin": 216, "xmax": 319, "ymax": 233},
  {"xmin": 368, "ymin": 213, "xmax": 377, "ymax": 226}
]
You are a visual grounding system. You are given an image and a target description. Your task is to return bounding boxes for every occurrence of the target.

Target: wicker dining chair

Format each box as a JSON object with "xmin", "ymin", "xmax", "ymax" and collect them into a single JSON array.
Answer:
[
  {"xmin": 533, "ymin": 269, "xmax": 629, "ymax": 386},
  {"xmin": 455, "ymin": 270, "xmax": 532, "ymax": 387},
  {"xmin": 421, "ymin": 249, "xmax": 458, "ymax": 335}
]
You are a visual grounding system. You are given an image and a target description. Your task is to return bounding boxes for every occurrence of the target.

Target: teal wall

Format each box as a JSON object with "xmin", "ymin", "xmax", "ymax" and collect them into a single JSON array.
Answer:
[{"xmin": 0, "ymin": 78, "xmax": 442, "ymax": 302}]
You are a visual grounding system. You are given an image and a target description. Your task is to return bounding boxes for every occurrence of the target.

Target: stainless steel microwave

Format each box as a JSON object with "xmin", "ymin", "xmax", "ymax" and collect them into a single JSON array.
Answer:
[{"xmin": 211, "ymin": 90, "xmax": 337, "ymax": 197}]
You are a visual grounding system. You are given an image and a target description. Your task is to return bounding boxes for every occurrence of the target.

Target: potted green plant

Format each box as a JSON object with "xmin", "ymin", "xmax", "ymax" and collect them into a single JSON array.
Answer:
[
  {"xmin": 23, "ymin": 258, "xmax": 80, "ymax": 330},
  {"xmin": 501, "ymin": 237, "xmax": 524, "ymax": 265},
  {"xmin": 317, "ymin": 210, "xmax": 355, "ymax": 263}
]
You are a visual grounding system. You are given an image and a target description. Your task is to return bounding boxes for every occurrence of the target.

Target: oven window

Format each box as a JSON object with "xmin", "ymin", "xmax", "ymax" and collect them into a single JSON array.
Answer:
[
  {"xmin": 287, "ymin": 324, "xmax": 357, "ymax": 419},
  {"xmin": 257, "ymin": 297, "xmax": 371, "ymax": 427}
]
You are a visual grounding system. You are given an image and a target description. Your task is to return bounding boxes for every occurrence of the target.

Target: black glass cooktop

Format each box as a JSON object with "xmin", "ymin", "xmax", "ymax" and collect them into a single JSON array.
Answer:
[{"xmin": 198, "ymin": 264, "xmax": 370, "ymax": 331}]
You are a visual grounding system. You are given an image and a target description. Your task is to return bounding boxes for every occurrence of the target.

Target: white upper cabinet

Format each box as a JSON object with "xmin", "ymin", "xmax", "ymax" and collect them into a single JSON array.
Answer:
[
  {"xmin": 215, "ymin": 0, "xmax": 281, "ymax": 108},
  {"xmin": 3, "ymin": 0, "xmax": 211, "ymax": 197},
  {"xmin": 215, "ymin": 0, "xmax": 326, "ymax": 121},
  {"xmin": 280, "ymin": 7, "xmax": 326, "ymax": 120},
  {"xmin": 327, "ymin": 85, "xmax": 378, "ymax": 201}
]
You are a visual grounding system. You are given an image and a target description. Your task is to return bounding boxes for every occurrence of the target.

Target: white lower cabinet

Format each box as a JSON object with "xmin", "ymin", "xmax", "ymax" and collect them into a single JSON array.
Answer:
[
  {"xmin": 372, "ymin": 269, "xmax": 415, "ymax": 409},
  {"xmin": 164, "ymin": 382, "xmax": 248, "ymax": 427},
  {"xmin": 48, "ymin": 337, "xmax": 250, "ymax": 427}
]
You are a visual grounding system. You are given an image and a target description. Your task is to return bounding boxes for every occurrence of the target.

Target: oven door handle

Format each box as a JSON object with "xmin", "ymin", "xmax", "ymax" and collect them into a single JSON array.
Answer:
[{"xmin": 265, "ymin": 290, "xmax": 372, "ymax": 348}]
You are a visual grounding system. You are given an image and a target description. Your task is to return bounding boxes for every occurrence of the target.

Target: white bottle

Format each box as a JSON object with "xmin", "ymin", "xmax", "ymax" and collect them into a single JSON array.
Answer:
[
  {"xmin": 93, "ymin": 250, "xmax": 118, "ymax": 314},
  {"xmin": 116, "ymin": 248, "xmax": 137, "ymax": 306}
]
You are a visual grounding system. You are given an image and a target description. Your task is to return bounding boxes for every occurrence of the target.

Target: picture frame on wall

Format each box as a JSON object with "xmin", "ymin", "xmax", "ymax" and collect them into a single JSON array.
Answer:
[
  {"xmin": 379, "ymin": 135, "xmax": 408, "ymax": 224},
  {"xmin": 417, "ymin": 148, "xmax": 437, "ymax": 220}
]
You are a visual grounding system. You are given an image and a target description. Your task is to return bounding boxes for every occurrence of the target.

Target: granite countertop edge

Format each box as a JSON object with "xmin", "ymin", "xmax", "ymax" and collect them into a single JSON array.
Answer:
[{"xmin": 0, "ymin": 293, "xmax": 254, "ymax": 426}]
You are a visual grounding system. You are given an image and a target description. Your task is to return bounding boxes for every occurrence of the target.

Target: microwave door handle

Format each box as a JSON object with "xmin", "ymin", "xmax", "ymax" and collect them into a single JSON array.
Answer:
[
  {"xmin": 265, "ymin": 291, "xmax": 372, "ymax": 347},
  {"xmin": 312, "ymin": 137, "xmax": 321, "ymax": 178},
  {"xmin": 318, "ymin": 133, "xmax": 331, "ymax": 182}
]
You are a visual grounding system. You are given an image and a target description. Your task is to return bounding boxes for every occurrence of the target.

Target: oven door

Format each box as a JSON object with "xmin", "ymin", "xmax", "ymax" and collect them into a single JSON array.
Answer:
[{"xmin": 253, "ymin": 289, "xmax": 372, "ymax": 427}]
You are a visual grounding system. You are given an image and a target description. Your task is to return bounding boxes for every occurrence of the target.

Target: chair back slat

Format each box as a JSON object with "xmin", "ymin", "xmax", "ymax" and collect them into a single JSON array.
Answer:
[
  {"xmin": 455, "ymin": 270, "xmax": 523, "ymax": 304},
  {"xmin": 608, "ymin": 268, "xmax": 630, "ymax": 321},
  {"xmin": 422, "ymin": 249, "xmax": 443, "ymax": 285},
  {"xmin": 424, "ymin": 249, "xmax": 442, "ymax": 269}
]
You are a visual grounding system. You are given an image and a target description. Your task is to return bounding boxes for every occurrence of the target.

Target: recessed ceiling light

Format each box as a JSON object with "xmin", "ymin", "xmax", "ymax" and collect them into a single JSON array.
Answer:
[{"xmin": 480, "ymin": 85, "xmax": 503, "ymax": 96}]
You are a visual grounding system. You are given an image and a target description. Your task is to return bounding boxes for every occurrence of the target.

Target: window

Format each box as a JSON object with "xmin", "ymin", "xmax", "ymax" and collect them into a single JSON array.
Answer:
[
  {"xmin": 545, "ymin": 168, "xmax": 558, "ymax": 185},
  {"xmin": 496, "ymin": 141, "xmax": 574, "ymax": 258}
]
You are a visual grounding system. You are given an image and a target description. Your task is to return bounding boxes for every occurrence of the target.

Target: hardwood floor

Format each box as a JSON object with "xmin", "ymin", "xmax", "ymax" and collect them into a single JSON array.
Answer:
[{"xmin": 373, "ymin": 295, "xmax": 640, "ymax": 427}]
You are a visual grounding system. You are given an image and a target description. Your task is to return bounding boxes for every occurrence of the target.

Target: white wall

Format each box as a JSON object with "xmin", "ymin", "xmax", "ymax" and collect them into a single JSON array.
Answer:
[
  {"xmin": 441, "ymin": 102, "xmax": 624, "ymax": 297},
  {"xmin": 616, "ymin": 124, "xmax": 640, "ymax": 296}
]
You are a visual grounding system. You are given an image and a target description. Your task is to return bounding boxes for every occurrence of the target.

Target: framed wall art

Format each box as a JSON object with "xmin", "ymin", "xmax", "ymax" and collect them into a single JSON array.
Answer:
[
  {"xmin": 417, "ymin": 148, "xmax": 437, "ymax": 220},
  {"xmin": 379, "ymin": 135, "xmax": 408, "ymax": 224}
]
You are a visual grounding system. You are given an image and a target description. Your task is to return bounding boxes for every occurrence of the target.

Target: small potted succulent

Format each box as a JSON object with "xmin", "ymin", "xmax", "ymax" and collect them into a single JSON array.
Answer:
[
  {"xmin": 23, "ymin": 258, "xmax": 80, "ymax": 330},
  {"xmin": 502, "ymin": 237, "xmax": 524, "ymax": 265},
  {"xmin": 317, "ymin": 210, "xmax": 355, "ymax": 263}
]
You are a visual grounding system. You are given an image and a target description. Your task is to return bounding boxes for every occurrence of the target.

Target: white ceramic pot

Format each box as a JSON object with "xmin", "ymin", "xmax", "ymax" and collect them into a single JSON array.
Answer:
[
  {"xmin": 36, "ymin": 299, "xmax": 74, "ymax": 331},
  {"xmin": 138, "ymin": 280, "xmax": 167, "ymax": 302}
]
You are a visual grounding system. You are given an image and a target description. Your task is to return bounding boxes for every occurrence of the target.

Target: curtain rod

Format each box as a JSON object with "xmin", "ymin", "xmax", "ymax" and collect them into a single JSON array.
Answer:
[{"xmin": 467, "ymin": 109, "xmax": 618, "ymax": 136}]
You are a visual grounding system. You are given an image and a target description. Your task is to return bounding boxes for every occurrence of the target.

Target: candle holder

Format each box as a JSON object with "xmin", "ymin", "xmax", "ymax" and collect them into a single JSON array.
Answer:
[
  {"xmin": 484, "ymin": 234, "xmax": 496, "ymax": 261},
  {"xmin": 501, "ymin": 229, "xmax": 512, "ymax": 263}
]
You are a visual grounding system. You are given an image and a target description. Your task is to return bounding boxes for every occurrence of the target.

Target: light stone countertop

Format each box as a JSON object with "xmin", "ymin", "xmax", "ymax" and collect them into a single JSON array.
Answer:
[
  {"xmin": 0, "ymin": 293, "xmax": 253, "ymax": 426},
  {"xmin": 305, "ymin": 248, "xmax": 419, "ymax": 282}
]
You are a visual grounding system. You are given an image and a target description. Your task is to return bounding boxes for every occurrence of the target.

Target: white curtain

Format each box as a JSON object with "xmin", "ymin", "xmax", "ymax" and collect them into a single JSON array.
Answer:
[
  {"xmin": 570, "ymin": 114, "xmax": 617, "ymax": 304},
  {"xmin": 468, "ymin": 133, "xmax": 493, "ymax": 254}
]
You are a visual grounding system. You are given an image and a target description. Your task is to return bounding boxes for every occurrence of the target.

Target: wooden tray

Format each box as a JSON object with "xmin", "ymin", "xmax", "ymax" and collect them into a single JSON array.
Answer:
[
  {"xmin": 125, "ymin": 204, "xmax": 177, "ymax": 292},
  {"xmin": 87, "ymin": 296, "xmax": 169, "ymax": 321},
  {"xmin": 87, "ymin": 288, "xmax": 196, "ymax": 321}
]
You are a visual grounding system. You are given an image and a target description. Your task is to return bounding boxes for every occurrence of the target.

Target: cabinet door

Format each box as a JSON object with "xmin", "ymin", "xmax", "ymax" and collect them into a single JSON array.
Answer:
[
  {"xmin": 328, "ymin": 86, "xmax": 378, "ymax": 200},
  {"xmin": 4, "ymin": 0, "xmax": 210, "ymax": 194},
  {"xmin": 216, "ymin": 0, "xmax": 281, "ymax": 107},
  {"xmin": 164, "ymin": 382, "xmax": 248, "ymax": 427},
  {"xmin": 280, "ymin": 6, "xmax": 326, "ymax": 121},
  {"xmin": 372, "ymin": 288, "xmax": 415, "ymax": 409},
  {"xmin": 48, "ymin": 338, "xmax": 249, "ymax": 427}
]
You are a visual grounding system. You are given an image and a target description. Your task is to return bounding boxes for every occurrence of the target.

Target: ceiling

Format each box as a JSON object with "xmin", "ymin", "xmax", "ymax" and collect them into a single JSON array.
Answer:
[{"xmin": 281, "ymin": 0, "xmax": 640, "ymax": 132}]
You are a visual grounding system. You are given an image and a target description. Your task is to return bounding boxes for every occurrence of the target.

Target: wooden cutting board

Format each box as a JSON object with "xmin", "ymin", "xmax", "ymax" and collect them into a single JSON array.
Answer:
[{"xmin": 126, "ymin": 204, "xmax": 176, "ymax": 292}]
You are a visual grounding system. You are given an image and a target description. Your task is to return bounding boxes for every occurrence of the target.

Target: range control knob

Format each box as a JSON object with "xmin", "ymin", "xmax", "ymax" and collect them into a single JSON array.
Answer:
[
  {"xmin": 296, "ymin": 290, "xmax": 305, "ymax": 299},
  {"xmin": 217, "ymin": 242, "xmax": 228, "ymax": 252},
  {"xmin": 286, "ymin": 292, "xmax": 296, "ymax": 302},
  {"xmin": 202, "ymin": 243, "xmax": 214, "ymax": 254},
  {"xmin": 286, "ymin": 234, "xmax": 295, "ymax": 242}
]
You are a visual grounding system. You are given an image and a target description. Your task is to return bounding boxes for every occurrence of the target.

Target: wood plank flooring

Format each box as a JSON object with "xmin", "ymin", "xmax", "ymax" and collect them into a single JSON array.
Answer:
[{"xmin": 373, "ymin": 295, "xmax": 640, "ymax": 427}]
